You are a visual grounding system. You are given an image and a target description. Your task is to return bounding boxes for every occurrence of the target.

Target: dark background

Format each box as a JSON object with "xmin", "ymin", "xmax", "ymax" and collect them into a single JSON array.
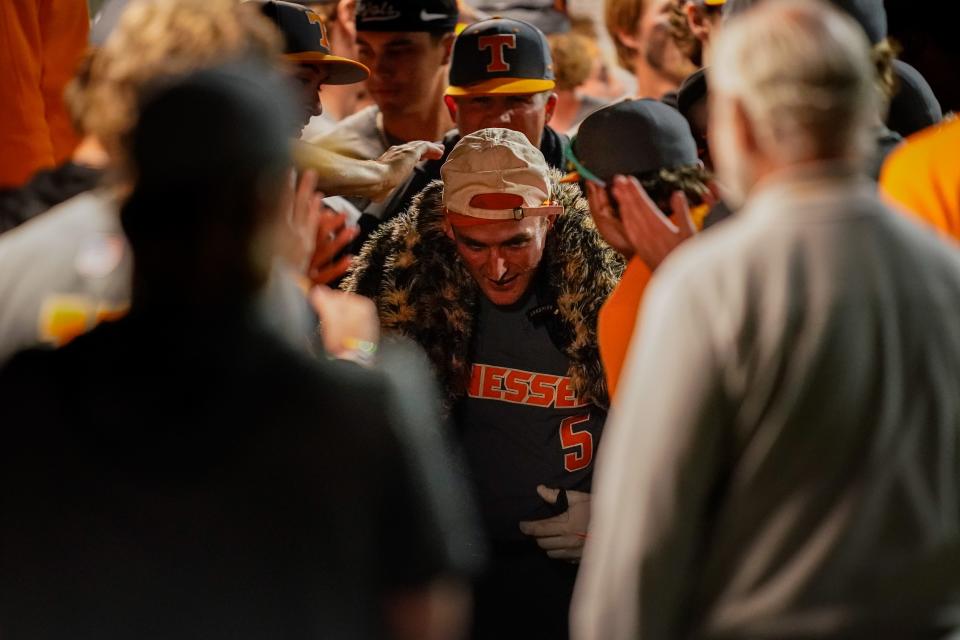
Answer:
[{"xmin": 886, "ymin": 0, "xmax": 958, "ymax": 115}]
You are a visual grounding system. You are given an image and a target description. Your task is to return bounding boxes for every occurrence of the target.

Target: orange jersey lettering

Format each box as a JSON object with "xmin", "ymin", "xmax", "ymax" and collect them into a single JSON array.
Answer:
[
  {"xmin": 502, "ymin": 369, "xmax": 533, "ymax": 403},
  {"xmin": 480, "ymin": 365, "xmax": 508, "ymax": 401},
  {"xmin": 467, "ymin": 364, "xmax": 589, "ymax": 408},
  {"xmin": 560, "ymin": 414, "xmax": 593, "ymax": 472}
]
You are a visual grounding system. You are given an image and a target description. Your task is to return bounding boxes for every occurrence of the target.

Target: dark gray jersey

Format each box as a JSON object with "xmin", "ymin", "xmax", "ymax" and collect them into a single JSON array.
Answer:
[{"xmin": 458, "ymin": 289, "xmax": 605, "ymax": 541}]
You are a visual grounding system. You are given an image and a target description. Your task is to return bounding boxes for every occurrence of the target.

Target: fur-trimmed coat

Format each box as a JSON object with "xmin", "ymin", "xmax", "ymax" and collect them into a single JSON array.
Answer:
[{"xmin": 342, "ymin": 173, "xmax": 625, "ymax": 409}]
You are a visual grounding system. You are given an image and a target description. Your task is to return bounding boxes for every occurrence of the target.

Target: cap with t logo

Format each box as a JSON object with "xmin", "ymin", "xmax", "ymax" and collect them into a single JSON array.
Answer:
[
  {"xmin": 446, "ymin": 17, "xmax": 555, "ymax": 96},
  {"xmin": 258, "ymin": 0, "xmax": 369, "ymax": 84},
  {"xmin": 355, "ymin": 0, "xmax": 459, "ymax": 33}
]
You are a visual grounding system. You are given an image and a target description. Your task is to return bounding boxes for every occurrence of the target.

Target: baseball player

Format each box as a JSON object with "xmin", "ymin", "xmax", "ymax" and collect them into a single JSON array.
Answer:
[
  {"xmin": 257, "ymin": 0, "xmax": 370, "ymax": 129},
  {"xmin": 307, "ymin": 0, "xmax": 459, "ymax": 256},
  {"xmin": 345, "ymin": 127, "xmax": 623, "ymax": 638}
]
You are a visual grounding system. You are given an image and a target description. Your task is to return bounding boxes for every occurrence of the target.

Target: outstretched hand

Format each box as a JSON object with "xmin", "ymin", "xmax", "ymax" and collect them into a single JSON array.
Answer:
[
  {"xmin": 293, "ymin": 139, "xmax": 443, "ymax": 202},
  {"xmin": 373, "ymin": 140, "xmax": 444, "ymax": 202},
  {"xmin": 586, "ymin": 181, "xmax": 634, "ymax": 258},
  {"xmin": 610, "ymin": 175, "xmax": 698, "ymax": 271},
  {"xmin": 286, "ymin": 169, "xmax": 358, "ymax": 285}
]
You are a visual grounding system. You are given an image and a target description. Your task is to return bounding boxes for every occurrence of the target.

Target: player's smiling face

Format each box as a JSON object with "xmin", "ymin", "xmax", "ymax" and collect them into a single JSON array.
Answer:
[{"xmin": 445, "ymin": 216, "xmax": 551, "ymax": 306}]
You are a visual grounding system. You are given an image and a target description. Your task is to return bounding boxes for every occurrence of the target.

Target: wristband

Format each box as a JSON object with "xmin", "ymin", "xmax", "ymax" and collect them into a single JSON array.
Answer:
[{"xmin": 338, "ymin": 336, "xmax": 378, "ymax": 367}]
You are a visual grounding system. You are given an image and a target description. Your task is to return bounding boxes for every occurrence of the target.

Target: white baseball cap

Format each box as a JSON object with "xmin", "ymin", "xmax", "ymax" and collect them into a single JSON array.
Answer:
[{"xmin": 441, "ymin": 128, "xmax": 563, "ymax": 225}]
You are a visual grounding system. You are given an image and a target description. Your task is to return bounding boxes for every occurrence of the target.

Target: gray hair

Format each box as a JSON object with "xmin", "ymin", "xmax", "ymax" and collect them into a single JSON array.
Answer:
[{"xmin": 709, "ymin": 0, "xmax": 879, "ymax": 163}]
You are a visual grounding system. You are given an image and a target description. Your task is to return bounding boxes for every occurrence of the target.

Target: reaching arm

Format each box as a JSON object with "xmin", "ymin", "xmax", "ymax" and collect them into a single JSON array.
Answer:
[{"xmin": 293, "ymin": 139, "xmax": 443, "ymax": 203}]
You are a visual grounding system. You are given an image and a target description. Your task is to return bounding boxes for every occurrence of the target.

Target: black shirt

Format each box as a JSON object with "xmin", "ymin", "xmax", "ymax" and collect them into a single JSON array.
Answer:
[
  {"xmin": 0, "ymin": 308, "xmax": 474, "ymax": 640},
  {"xmin": 457, "ymin": 287, "xmax": 605, "ymax": 542}
]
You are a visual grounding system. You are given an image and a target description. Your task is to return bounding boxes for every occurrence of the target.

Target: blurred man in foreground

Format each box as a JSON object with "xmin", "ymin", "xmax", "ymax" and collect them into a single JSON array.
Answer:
[
  {"xmin": 574, "ymin": 1, "xmax": 960, "ymax": 638},
  {"xmin": 0, "ymin": 62, "xmax": 475, "ymax": 640}
]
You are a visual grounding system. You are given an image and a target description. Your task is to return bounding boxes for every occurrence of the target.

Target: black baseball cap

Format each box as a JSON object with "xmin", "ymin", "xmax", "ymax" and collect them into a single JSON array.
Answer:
[
  {"xmin": 563, "ymin": 99, "xmax": 699, "ymax": 186},
  {"xmin": 677, "ymin": 67, "xmax": 708, "ymax": 120},
  {"xmin": 447, "ymin": 17, "xmax": 555, "ymax": 96},
  {"xmin": 258, "ymin": 0, "xmax": 369, "ymax": 85},
  {"xmin": 355, "ymin": 0, "xmax": 459, "ymax": 34},
  {"xmin": 888, "ymin": 59, "xmax": 943, "ymax": 137}
]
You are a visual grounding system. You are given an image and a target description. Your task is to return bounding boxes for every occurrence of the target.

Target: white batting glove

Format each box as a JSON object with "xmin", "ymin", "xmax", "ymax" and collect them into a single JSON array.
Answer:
[{"xmin": 518, "ymin": 485, "xmax": 590, "ymax": 563}]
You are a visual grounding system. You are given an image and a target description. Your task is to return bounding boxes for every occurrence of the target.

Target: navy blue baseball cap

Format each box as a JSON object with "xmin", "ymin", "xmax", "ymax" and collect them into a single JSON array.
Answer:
[
  {"xmin": 258, "ymin": 0, "xmax": 369, "ymax": 84},
  {"xmin": 564, "ymin": 99, "xmax": 699, "ymax": 186},
  {"xmin": 447, "ymin": 17, "xmax": 555, "ymax": 96},
  {"xmin": 355, "ymin": 0, "xmax": 459, "ymax": 34}
]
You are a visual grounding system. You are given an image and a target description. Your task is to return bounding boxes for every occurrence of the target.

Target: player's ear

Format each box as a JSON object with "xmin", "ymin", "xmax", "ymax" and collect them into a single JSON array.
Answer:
[
  {"xmin": 442, "ymin": 214, "xmax": 455, "ymax": 241},
  {"xmin": 444, "ymin": 94, "xmax": 458, "ymax": 121},
  {"xmin": 543, "ymin": 92, "xmax": 559, "ymax": 124},
  {"xmin": 685, "ymin": 3, "xmax": 710, "ymax": 40},
  {"xmin": 441, "ymin": 32, "xmax": 456, "ymax": 65},
  {"xmin": 614, "ymin": 27, "xmax": 641, "ymax": 52}
]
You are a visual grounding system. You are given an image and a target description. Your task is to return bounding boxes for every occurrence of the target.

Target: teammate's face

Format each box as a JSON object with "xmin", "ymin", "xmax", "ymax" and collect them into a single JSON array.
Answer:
[
  {"xmin": 445, "ymin": 216, "xmax": 551, "ymax": 306},
  {"xmin": 634, "ymin": 0, "xmax": 697, "ymax": 84},
  {"xmin": 448, "ymin": 93, "xmax": 557, "ymax": 148},
  {"xmin": 293, "ymin": 64, "xmax": 329, "ymax": 126},
  {"xmin": 356, "ymin": 31, "xmax": 451, "ymax": 116}
]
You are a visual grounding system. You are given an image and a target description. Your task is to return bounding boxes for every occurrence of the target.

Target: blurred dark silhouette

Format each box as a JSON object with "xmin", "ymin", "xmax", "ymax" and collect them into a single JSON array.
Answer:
[{"xmin": 0, "ymin": 62, "xmax": 476, "ymax": 640}]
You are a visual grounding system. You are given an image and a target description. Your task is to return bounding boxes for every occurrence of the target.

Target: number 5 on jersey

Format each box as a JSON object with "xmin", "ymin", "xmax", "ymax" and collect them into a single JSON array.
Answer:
[{"xmin": 560, "ymin": 414, "xmax": 593, "ymax": 472}]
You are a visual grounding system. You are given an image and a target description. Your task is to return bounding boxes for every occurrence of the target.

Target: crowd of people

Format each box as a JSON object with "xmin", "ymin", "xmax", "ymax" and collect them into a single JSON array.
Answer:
[{"xmin": 0, "ymin": 0, "xmax": 958, "ymax": 638}]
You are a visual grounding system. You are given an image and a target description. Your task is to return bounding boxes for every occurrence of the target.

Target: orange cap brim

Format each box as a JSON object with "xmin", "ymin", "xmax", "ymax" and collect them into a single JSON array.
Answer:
[
  {"xmin": 285, "ymin": 53, "xmax": 370, "ymax": 85},
  {"xmin": 445, "ymin": 77, "xmax": 556, "ymax": 96}
]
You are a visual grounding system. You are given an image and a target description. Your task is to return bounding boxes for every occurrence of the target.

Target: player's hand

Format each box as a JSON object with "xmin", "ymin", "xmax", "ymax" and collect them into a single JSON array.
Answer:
[
  {"xmin": 307, "ymin": 207, "xmax": 357, "ymax": 286},
  {"xmin": 286, "ymin": 169, "xmax": 359, "ymax": 285},
  {"xmin": 610, "ymin": 174, "xmax": 697, "ymax": 271},
  {"xmin": 373, "ymin": 140, "xmax": 444, "ymax": 201},
  {"xmin": 310, "ymin": 285, "xmax": 380, "ymax": 366},
  {"xmin": 586, "ymin": 181, "xmax": 634, "ymax": 259},
  {"xmin": 518, "ymin": 485, "xmax": 590, "ymax": 563},
  {"xmin": 279, "ymin": 168, "xmax": 322, "ymax": 273}
]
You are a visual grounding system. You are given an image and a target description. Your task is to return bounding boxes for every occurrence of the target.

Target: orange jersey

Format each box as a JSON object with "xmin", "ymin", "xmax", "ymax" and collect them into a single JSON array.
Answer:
[
  {"xmin": 597, "ymin": 256, "xmax": 652, "ymax": 399},
  {"xmin": 880, "ymin": 118, "xmax": 960, "ymax": 243},
  {"xmin": 0, "ymin": 0, "xmax": 88, "ymax": 188}
]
